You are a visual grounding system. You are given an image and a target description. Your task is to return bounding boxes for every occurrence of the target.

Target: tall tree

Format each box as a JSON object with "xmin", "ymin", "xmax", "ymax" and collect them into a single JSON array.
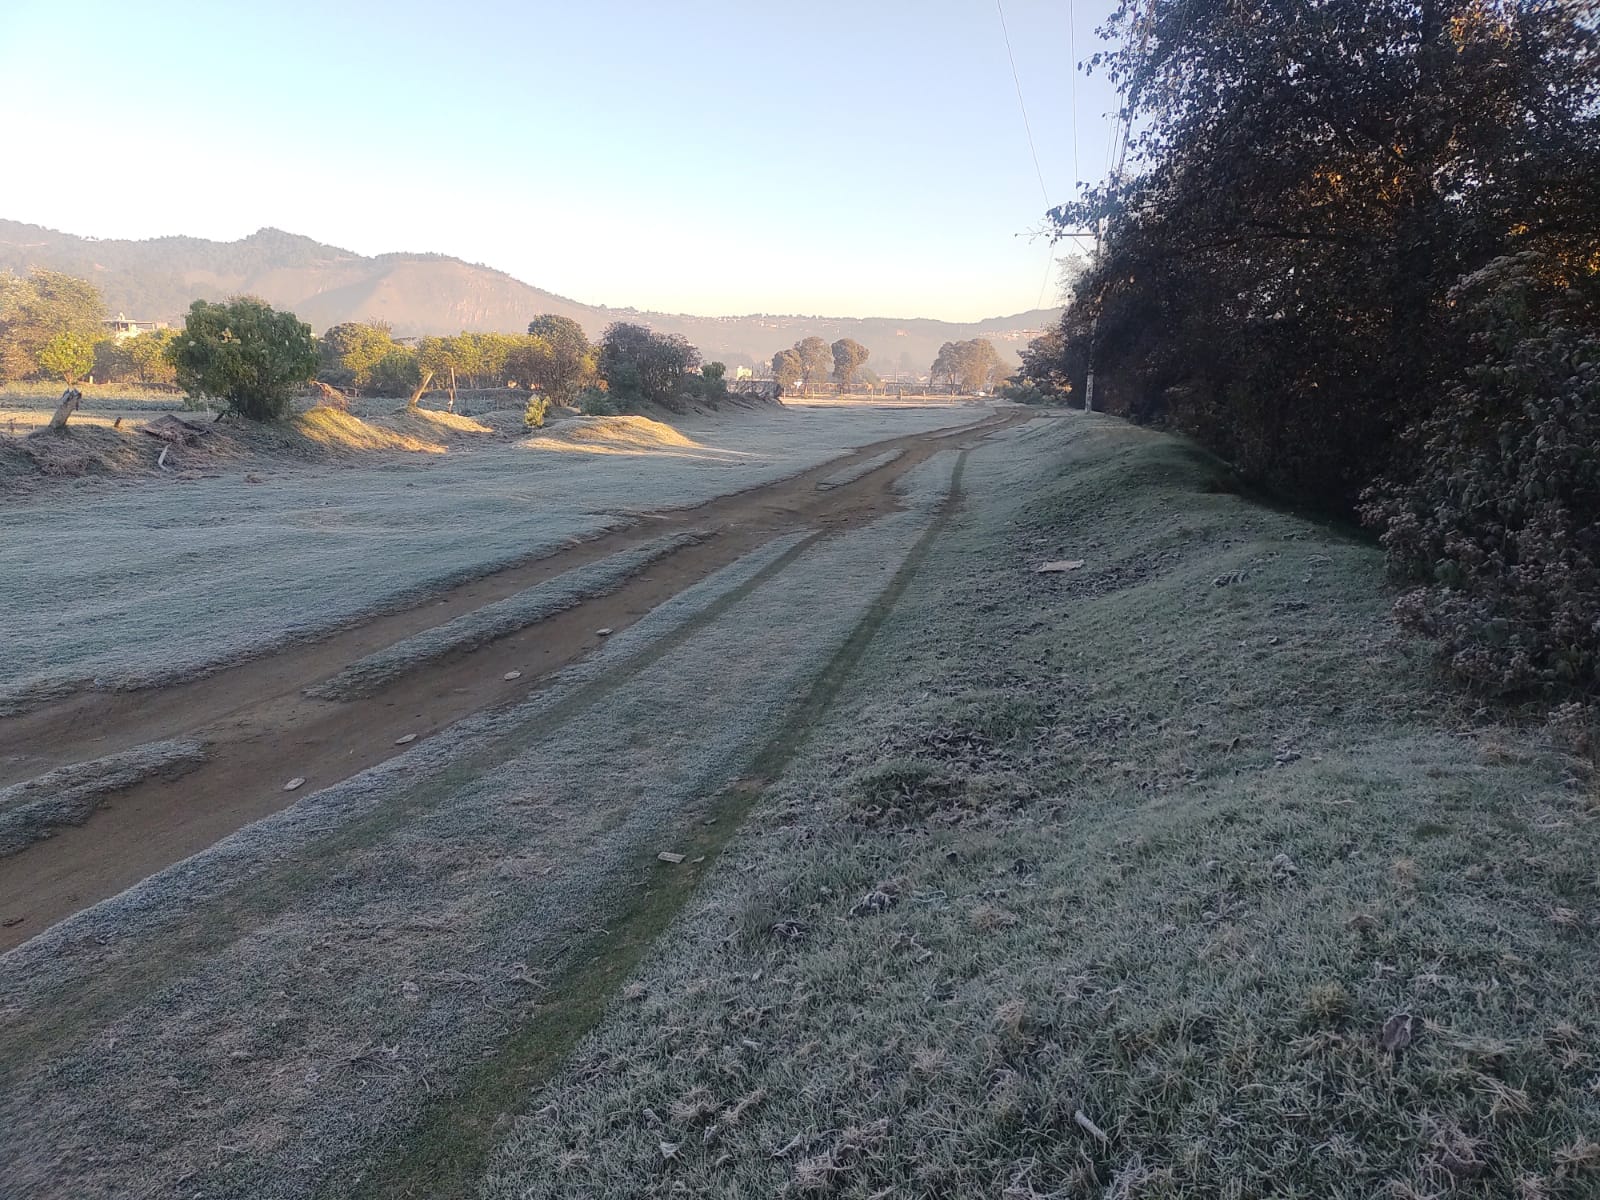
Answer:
[
  {"xmin": 416, "ymin": 336, "xmax": 463, "ymax": 408},
  {"xmin": 930, "ymin": 339, "xmax": 1002, "ymax": 392},
  {"xmin": 0, "ymin": 269, "xmax": 106, "ymax": 384},
  {"xmin": 523, "ymin": 314, "xmax": 597, "ymax": 403},
  {"xmin": 504, "ymin": 334, "xmax": 556, "ymax": 392},
  {"xmin": 38, "ymin": 332, "xmax": 96, "ymax": 384},
  {"xmin": 795, "ymin": 336, "xmax": 832, "ymax": 393},
  {"xmin": 319, "ymin": 322, "xmax": 396, "ymax": 391},
  {"xmin": 830, "ymin": 338, "xmax": 870, "ymax": 390},
  {"xmin": 771, "ymin": 348, "xmax": 802, "ymax": 392},
  {"xmin": 125, "ymin": 329, "xmax": 179, "ymax": 386},
  {"xmin": 1051, "ymin": 0, "xmax": 1600, "ymax": 506}
]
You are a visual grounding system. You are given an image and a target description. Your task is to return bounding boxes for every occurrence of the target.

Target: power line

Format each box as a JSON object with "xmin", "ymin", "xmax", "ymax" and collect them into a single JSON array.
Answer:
[
  {"xmin": 995, "ymin": 0, "xmax": 1051, "ymax": 209},
  {"xmin": 1036, "ymin": 244, "xmax": 1057, "ymax": 311},
  {"xmin": 1067, "ymin": 0, "xmax": 1081, "ymax": 184}
]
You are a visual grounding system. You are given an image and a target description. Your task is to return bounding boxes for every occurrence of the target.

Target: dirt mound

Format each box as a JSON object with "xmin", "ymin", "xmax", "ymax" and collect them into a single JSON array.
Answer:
[
  {"xmin": 381, "ymin": 407, "xmax": 501, "ymax": 443},
  {"xmin": 0, "ymin": 425, "xmax": 154, "ymax": 489},
  {"xmin": 531, "ymin": 414, "xmax": 705, "ymax": 454}
]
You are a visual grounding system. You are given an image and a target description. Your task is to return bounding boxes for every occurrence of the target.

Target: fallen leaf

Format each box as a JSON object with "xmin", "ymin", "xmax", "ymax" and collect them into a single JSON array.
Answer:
[
  {"xmin": 1074, "ymin": 1109, "xmax": 1110, "ymax": 1145},
  {"xmin": 394, "ymin": 733, "xmax": 418, "ymax": 745},
  {"xmin": 503, "ymin": 670, "xmax": 522, "ymax": 681},
  {"xmin": 1035, "ymin": 560, "xmax": 1086, "ymax": 573},
  {"xmin": 596, "ymin": 627, "xmax": 614, "ymax": 636},
  {"xmin": 283, "ymin": 777, "xmax": 306, "ymax": 792}
]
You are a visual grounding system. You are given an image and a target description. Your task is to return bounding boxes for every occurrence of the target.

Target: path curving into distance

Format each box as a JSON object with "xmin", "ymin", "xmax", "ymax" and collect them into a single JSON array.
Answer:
[{"xmin": 0, "ymin": 409, "xmax": 1026, "ymax": 951}]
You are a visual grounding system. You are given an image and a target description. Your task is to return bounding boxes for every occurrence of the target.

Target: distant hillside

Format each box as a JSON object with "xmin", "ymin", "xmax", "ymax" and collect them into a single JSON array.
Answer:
[{"xmin": 0, "ymin": 220, "xmax": 1060, "ymax": 372}]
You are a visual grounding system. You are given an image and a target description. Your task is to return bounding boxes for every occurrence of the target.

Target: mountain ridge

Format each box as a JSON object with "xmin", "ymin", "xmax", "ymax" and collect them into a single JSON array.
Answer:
[{"xmin": 0, "ymin": 219, "xmax": 1060, "ymax": 371}]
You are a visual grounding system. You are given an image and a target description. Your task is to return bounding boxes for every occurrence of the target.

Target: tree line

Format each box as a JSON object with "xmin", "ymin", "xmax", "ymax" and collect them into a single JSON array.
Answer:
[
  {"xmin": 770, "ymin": 336, "xmax": 873, "ymax": 394},
  {"xmin": 765, "ymin": 334, "xmax": 1009, "ymax": 394},
  {"xmin": 1015, "ymin": 0, "xmax": 1599, "ymax": 700},
  {"xmin": 0, "ymin": 268, "xmax": 737, "ymax": 426},
  {"xmin": 0, "ymin": 268, "xmax": 179, "ymax": 388}
]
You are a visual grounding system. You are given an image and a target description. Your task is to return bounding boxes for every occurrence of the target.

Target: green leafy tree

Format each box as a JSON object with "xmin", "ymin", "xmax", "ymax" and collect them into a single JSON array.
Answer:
[
  {"xmin": 504, "ymin": 334, "xmax": 556, "ymax": 392},
  {"xmin": 0, "ymin": 269, "xmax": 107, "ymax": 383},
  {"xmin": 930, "ymin": 339, "xmax": 1002, "ymax": 392},
  {"xmin": 466, "ymin": 332, "xmax": 518, "ymax": 388},
  {"xmin": 38, "ymin": 332, "xmax": 96, "ymax": 384},
  {"xmin": 525, "ymin": 314, "xmax": 598, "ymax": 403},
  {"xmin": 319, "ymin": 322, "xmax": 397, "ymax": 390},
  {"xmin": 771, "ymin": 348, "xmax": 802, "ymax": 392},
  {"xmin": 795, "ymin": 336, "xmax": 832, "ymax": 393},
  {"xmin": 368, "ymin": 346, "xmax": 421, "ymax": 397},
  {"xmin": 415, "ymin": 336, "xmax": 462, "ymax": 407},
  {"xmin": 125, "ymin": 329, "xmax": 179, "ymax": 386},
  {"xmin": 830, "ymin": 338, "xmax": 870, "ymax": 390},
  {"xmin": 166, "ymin": 297, "xmax": 317, "ymax": 420},
  {"xmin": 92, "ymin": 337, "xmax": 135, "ymax": 385},
  {"xmin": 599, "ymin": 322, "xmax": 701, "ymax": 410},
  {"xmin": 1049, "ymin": 0, "xmax": 1600, "ymax": 507}
]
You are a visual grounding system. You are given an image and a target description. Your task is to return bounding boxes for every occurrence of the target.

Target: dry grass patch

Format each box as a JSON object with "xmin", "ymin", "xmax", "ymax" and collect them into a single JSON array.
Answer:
[
  {"xmin": 290, "ymin": 406, "xmax": 448, "ymax": 454},
  {"xmin": 529, "ymin": 414, "xmax": 707, "ymax": 455}
]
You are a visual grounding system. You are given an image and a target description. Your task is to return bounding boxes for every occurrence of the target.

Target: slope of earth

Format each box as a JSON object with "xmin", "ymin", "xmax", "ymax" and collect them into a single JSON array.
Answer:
[
  {"xmin": 482, "ymin": 417, "xmax": 1600, "ymax": 1199},
  {"xmin": 0, "ymin": 400, "xmax": 985, "ymax": 715},
  {"xmin": 0, "ymin": 219, "xmax": 1061, "ymax": 368}
]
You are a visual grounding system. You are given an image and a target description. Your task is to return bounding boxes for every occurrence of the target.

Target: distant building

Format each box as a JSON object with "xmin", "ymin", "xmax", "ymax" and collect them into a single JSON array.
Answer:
[{"xmin": 104, "ymin": 313, "xmax": 169, "ymax": 341}]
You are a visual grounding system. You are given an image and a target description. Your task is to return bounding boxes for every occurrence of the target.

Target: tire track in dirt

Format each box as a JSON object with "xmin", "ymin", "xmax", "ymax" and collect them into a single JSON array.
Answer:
[
  {"xmin": 0, "ymin": 411, "xmax": 1027, "ymax": 952},
  {"xmin": 345, "ymin": 450, "xmax": 976, "ymax": 1200},
  {"xmin": 0, "ymin": 447, "xmax": 980, "ymax": 1200}
]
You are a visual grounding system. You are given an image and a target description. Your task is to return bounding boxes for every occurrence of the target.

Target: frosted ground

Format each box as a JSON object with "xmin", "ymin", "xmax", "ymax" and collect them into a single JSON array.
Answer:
[
  {"xmin": 0, "ymin": 401, "xmax": 982, "ymax": 710},
  {"xmin": 0, "ymin": 455, "xmax": 962, "ymax": 1199}
]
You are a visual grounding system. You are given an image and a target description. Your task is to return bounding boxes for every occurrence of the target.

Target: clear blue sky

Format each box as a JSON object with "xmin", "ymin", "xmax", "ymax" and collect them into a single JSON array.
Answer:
[{"xmin": 0, "ymin": 1, "xmax": 1120, "ymax": 321}]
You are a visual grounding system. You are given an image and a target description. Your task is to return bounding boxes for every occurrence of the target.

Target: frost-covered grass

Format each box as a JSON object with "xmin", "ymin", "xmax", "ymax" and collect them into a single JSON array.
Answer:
[
  {"xmin": 0, "ymin": 738, "xmax": 205, "ymax": 857},
  {"xmin": 306, "ymin": 531, "xmax": 703, "ymax": 699},
  {"xmin": 480, "ymin": 418, "xmax": 1600, "ymax": 1200},
  {"xmin": 0, "ymin": 404, "xmax": 984, "ymax": 713},
  {"xmin": 0, "ymin": 464, "xmax": 960, "ymax": 1198}
]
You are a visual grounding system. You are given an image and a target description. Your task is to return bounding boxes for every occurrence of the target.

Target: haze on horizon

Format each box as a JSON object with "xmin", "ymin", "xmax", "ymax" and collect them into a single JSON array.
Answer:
[{"xmin": 0, "ymin": 0, "xmax": 1118, "ymax": 323}]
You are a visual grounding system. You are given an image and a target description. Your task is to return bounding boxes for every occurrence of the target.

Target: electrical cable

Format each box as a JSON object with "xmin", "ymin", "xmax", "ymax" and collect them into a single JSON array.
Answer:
[{"xmin": 995, "ymin": 0, "xmax": 1051, "ymax": 208}]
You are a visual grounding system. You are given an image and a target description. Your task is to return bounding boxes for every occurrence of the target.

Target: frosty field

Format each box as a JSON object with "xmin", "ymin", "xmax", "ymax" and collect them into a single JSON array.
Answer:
[{"xmin": 0, "ymin": 401, "xmax": 982, "ymax": 711}]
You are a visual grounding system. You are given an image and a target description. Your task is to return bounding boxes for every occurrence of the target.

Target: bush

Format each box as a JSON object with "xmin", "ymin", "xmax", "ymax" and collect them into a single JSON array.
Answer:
[
  {"xmin": 997, "ymin": 381, "xmax": 1062, "ymax": 406},
  {"xmin": 524, "ymin": 394, "xmax": 550, "ymax": 429},
  {"xmin": 168, "ymin": 297, "xmax": 317, "ymax": 421},
  {"xmin": 1361, "ymin": 255, "xmax": 1600, "ymax": 698},
  {"xmin": 368, "ymin": 348, "xmax": 420, "ymax": 398},
  {"xmin": 577, "ymin": 386, "xmax": 621, "ymax": 416}
]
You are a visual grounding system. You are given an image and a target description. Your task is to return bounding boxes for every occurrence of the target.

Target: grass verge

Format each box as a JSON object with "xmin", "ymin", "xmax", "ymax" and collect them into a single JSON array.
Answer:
[
  {"xmin": 483, "ymin": 417, "xmax": 1600, "ymax": 1200},
  {"xmin": 342, "ymin": 453, "xmax": 972, "ymax": 1199}
]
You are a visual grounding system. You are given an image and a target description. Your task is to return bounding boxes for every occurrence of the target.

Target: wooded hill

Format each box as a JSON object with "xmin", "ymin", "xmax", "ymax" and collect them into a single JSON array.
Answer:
[{"xmin": 0, "ymin": 220, "xmax": 1058, "ymax": 372}]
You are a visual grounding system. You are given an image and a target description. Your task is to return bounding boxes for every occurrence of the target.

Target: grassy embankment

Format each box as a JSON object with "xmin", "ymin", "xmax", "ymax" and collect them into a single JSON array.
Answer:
[{"xmin": 485, "ymin": 416, "xmax": 1599, "ymax": 1199}]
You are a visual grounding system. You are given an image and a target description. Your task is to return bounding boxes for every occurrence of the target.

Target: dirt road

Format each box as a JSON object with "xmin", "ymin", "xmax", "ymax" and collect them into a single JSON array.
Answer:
[{"xmin": 0, "ymin": 409, "xmax": 1023, "ymax": 952}]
